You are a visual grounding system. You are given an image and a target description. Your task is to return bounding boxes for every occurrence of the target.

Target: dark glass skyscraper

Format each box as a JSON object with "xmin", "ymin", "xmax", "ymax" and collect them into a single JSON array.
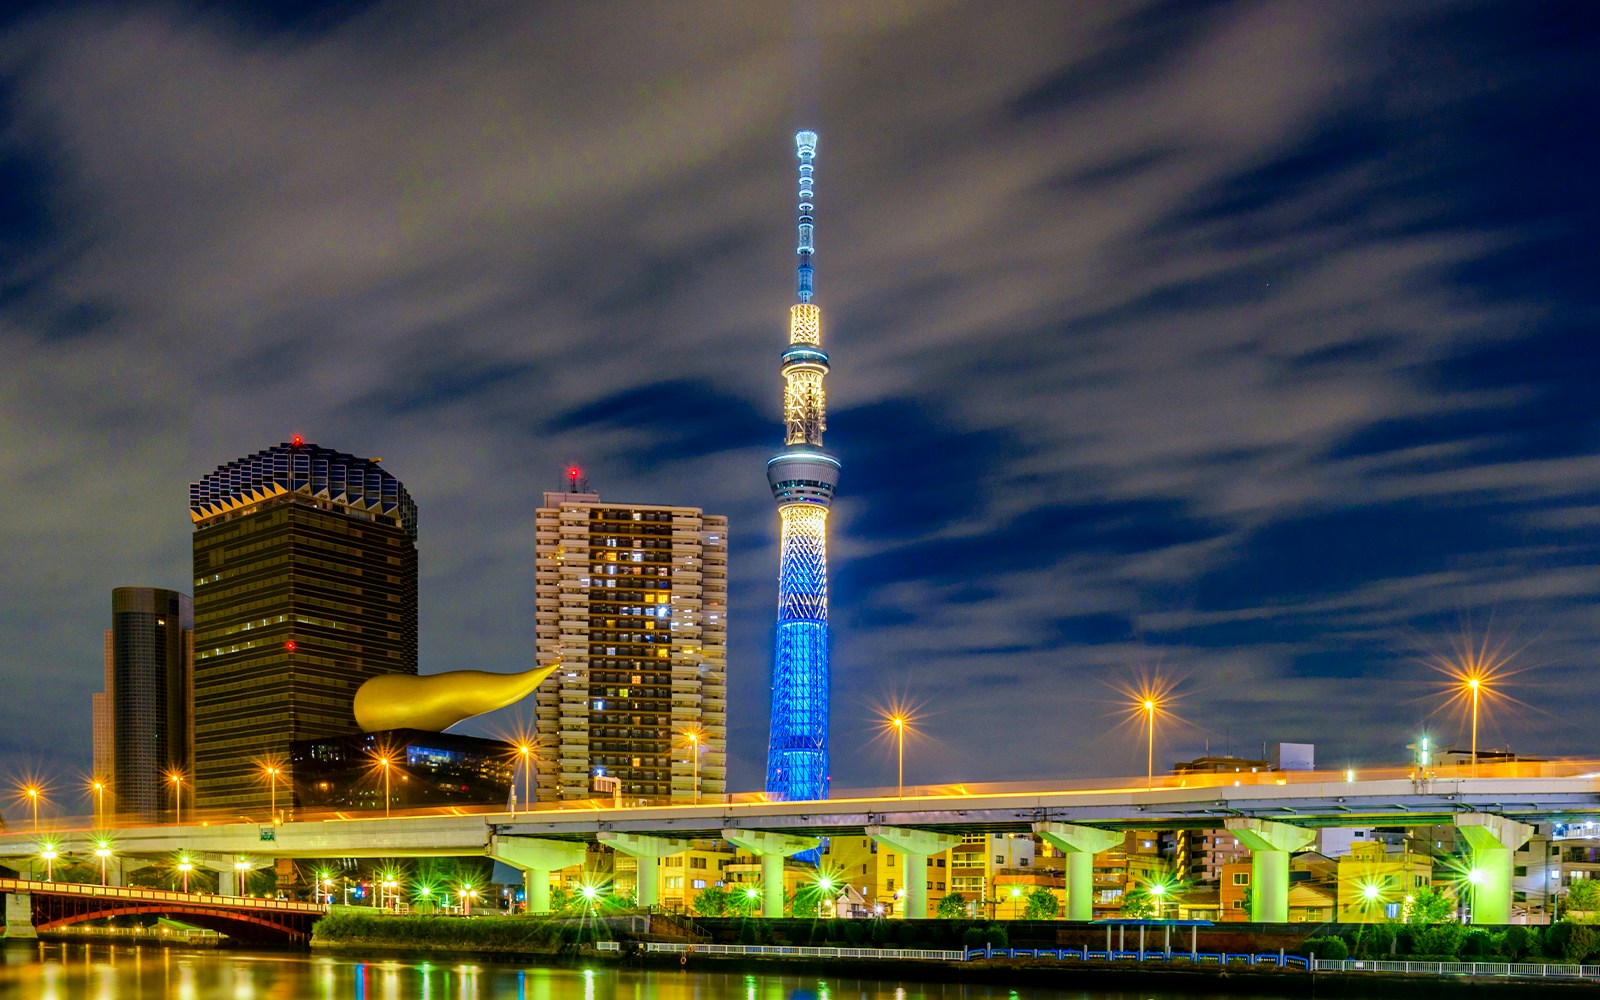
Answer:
[
  {"xmin": 109, "ymin": 587, "xmax": 193, "ymax": 823},
  {"xmin": 190, "ymin": 440, "xmax": 418, "ymax": 818}
]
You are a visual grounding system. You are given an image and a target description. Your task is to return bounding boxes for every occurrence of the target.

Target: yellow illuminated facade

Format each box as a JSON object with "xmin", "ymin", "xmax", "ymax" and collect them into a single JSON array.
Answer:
[{"xmin": 534, "ymin": 490, "xmax": 727, "ymax": 804}]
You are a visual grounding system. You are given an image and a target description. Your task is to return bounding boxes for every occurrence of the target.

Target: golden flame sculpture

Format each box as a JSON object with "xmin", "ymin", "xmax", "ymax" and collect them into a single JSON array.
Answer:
[{"xmin": 353, "ymin": 663, "xmax": 559, "ymax": 733}]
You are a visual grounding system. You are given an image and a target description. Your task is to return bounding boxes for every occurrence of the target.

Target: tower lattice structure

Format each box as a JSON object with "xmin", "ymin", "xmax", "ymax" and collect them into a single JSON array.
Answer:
[{"xmin": 764, "ymin": 130, "xmax": 839, "ymax": 802}]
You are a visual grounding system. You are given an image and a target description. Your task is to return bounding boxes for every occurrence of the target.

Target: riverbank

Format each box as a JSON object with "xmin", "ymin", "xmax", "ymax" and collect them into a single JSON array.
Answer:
[{"xmin": 625, "ymin": 951, "xmax": 1600, "ymax": 997}]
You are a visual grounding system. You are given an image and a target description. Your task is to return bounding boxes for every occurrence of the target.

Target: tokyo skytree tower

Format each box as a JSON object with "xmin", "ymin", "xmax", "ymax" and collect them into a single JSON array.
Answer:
[{"xmin": 763, "ymin": 130, "xmax": 838, "ymax": 802}]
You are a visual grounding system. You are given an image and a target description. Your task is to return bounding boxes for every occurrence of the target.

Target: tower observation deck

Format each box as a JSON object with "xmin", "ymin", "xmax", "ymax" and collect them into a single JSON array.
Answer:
[{"xmin": 764, "ymin": 130, "xmax": 838, "ymax": 803}]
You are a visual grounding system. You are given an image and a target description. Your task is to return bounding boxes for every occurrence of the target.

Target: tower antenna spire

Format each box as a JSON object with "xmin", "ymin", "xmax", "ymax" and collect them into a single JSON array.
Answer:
[{"xmin": 764, "ymin": 130, "xmax": 839, "ymax": 813}]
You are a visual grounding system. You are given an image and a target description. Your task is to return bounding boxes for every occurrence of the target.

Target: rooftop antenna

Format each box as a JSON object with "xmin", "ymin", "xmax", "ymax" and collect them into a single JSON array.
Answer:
[{"xmin": 565, "ymin": 466, "xmax": 590, "ymax": 494}]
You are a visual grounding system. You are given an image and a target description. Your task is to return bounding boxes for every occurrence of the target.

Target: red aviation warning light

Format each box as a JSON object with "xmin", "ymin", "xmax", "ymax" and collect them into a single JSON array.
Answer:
[
  {"xmin": 285, "ymin": 641, "xmax": 296, "ymax": 652},
  {"xmin": 291, "ymin": 435, "xmax": 304, "ymax": 447},
  {"xmin": 568, "ymin": 466, "xmax": 581, "ymax": 491}
]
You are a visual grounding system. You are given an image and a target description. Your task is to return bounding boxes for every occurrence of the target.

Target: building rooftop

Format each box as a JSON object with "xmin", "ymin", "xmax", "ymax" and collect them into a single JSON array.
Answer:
[{"xmin": 190, "ymin": 440, "xmax": 417, "ymax": 539}]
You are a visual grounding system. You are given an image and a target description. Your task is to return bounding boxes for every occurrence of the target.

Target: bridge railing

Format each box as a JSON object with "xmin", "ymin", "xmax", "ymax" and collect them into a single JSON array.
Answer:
[{"xmin": 0, "ymin": 878, "xmax": 325, "ymax": 914}]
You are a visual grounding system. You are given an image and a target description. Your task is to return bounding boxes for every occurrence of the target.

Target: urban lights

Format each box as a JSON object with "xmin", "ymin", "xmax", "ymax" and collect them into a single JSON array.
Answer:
[
  {"xmin": 261, "ymin": 763, "xmax": 284, "ymax": 824},
  {"xmin": 234, "ymin": 859, "xmax": 252, "ymax": 896},
  {"xmin": 17, "ymin": 783, "xmax": 45, "ymax": 834},
  {"xmin": 367, "ymin": 746, "xmax": 400, "ymax": 818},
  {"xmin": 94, "ymin": 840, "xmax": 113, "ymax": 886},
  {"xmin": 167, "ymin": 771, "xmax": 185, "ymax": 825},
  {"xmin": 39, "ymin": 842, "xmax": 57, "ymax": 882},
  {"xmin": 680, "ymin": 727, "xmax": 706, "ymax": 805},
  {"xmin": 177, "ymin": 856, "xmax": 194, "ymax": 893},
  {"xmin": 89, "ymin": 777, "xmax": 107, "ymax": 827}
]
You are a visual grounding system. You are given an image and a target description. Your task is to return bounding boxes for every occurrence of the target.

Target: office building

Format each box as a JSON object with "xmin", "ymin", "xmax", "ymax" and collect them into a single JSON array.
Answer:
[
  {"xmin": 100, "ymin": 587, "xmax": 193, "ymax": 822},
  {"xmin": 533, "ymin": 486, "xmax": 726, "ymax": 804},
  {"xmin": 190, "ymin": 439, "xmax": 418, "ymax": 816}
]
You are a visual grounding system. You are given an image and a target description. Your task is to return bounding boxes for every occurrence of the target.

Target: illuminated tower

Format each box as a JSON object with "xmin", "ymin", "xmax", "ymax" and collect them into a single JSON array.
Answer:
[{"xmin": 764, "ymin": 130, "xmax": 839, "ymax": 802}]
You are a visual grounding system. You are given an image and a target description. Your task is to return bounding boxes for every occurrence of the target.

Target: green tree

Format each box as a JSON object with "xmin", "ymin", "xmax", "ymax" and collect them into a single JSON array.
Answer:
[
  {"xmin": 691, "ymin": 885, "xmax": 728, "ymax": 916},
  {"xmin": 1567, "ymin": 879, "xmax": 1600, "ymax": 913},
  {"xmin": 936, "ymin": 892, "xmax": 968, "ymax": 919},
  {"xmin": 1120, "ymin": 886, "xmax": 1157, "ymax": 919},
  {"xmin": 1023, "ymin": 887, "xmax": 1060, "ymax": 920},
  {"xmin": 726, "ymin": 885, "xmax": 761, "ymax": 917},
  {"xmin": 1405, "ymin": 886, "xmax": 1457, "ymax": 925}
]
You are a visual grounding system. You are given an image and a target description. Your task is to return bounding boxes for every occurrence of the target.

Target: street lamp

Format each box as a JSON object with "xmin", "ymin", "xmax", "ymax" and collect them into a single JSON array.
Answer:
[
  {"xmin": 319, "ymin": 873, "xmax": 334, "ymax": 905},
  {"xmin": 39, "ymin": 844, "xmax": 56, "ymax": 883},
  {"xmin": 1149, "ymin": 881, "xmax": 1166, "ymax": 920},
  {"xmin": 382, "ymin": 877, "xmax": 398, "ymax": 912},
  {"xmin": 262, "ymin": 764, "xmax": 282, "ymax": 824},
  {"xmin": 1143, "ymin": 699, "xmax": 1157, "ymax": 789},
  {"xmin": 177, "ymin": 856, "xmax": 193, "ymax": 893},
  {"xmin": 90, "ymin": 778, "xmax": 107, "ymax": 827},
  {"xmin": 687, "ymin": 731, "xmax": 701, "ymax": 804},
  {"xmin": 892, "ymin": 717, "xmax": 906, "ymax": 798},
  {"xmin": 1467, "ymin": 676, "xmax": 1481, "ymax": 778},
  {"xmin": 167, "ymin": 771, "xmax": 185, "ymax": 825},
  {"xmin": 95, "ymin": 841, "xmax": 112, "ymax": 886},
  {"xmin": 516, "ymin": 744, "xmax": 532, "ymax": 810},
  {"xmin": 234, "ymin": 859, "xmax": 252, "ymax": 896},
  {"xmin": 459, "ymin": 884, "xmax": 477, "ymax": 916}
]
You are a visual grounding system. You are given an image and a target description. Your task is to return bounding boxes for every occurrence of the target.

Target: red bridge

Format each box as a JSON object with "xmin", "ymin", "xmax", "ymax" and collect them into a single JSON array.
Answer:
[{"xmin": 0, "ymin": 878, "xmax": 326, "ymax": 944}]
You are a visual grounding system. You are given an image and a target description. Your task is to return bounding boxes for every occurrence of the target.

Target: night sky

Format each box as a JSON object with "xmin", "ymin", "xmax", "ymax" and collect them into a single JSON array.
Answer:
[{"xmin": 2, "ymin": 2, "xmax": 1598, "ymax": 811}]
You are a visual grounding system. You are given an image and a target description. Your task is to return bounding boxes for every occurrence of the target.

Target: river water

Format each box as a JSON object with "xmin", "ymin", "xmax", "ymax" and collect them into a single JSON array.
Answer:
[{"xmin": 0, "ymin": 943, "xmax": 1296, "ymax": 1000}]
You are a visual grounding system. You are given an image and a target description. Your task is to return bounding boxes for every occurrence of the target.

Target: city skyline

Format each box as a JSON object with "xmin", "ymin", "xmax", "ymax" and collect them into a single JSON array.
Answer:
[{"xmin": 1, "ymin": 3, "xmax": 1597, "ymax": 799}]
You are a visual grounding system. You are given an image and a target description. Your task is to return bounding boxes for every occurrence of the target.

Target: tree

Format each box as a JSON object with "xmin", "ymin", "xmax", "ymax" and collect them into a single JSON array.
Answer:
[
  {"xmin": 1121, "ymin": 886, "xmax": 1157, "ymax": 919},
  {"xmin": 1405, "ymin": 886, "xmax": 1457, "ymax": 925},
  {"xmin": 1023, "ymin": 887, "xmax": 1060, "ymax": 920},
  {"xmin": 1567, "ymin": 878, "xmax": 1600, "ymax": 913},
  {"xmin": 726, "ymin": 886, "xmax": 761, "ymax": 917},
  {"xmin": 692, "ymin": 885, "xmax": 729, "ymax": 917},
  {"xmin": 936, "ymin": 893, "xmax": 968, "ymax": 919}
]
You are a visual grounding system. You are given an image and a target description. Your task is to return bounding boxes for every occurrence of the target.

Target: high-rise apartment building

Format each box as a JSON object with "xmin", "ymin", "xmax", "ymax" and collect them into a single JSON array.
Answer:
[
  {"xmin": 190, "ymin": 440, "xmax": 418, "ymax": 817},
  {"xmin": 534, "ymin": 488, "xmax": 726, "ymax": 804},
  {"xmin": 98, "ymin": 587, "xmax": 193, "ymax": 822}
]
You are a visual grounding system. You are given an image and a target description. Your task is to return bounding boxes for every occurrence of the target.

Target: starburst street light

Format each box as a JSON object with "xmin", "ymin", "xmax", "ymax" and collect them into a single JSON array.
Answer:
[
  {"xmin": 1424, "ymin": 626, "xmax": 1528, "ymax": 779},
  {"xmin": 366, "ymin": 745, "xmax": 400, "ymax": 818},
  {"xmin": 89, "ymin": 777, "xmax": 107, "ymax": 827},
  {"xmin": 39, "ymin": 842, "xmax": 57, "ymax": 882},
  {"xmin": 234, "ymin": 859, "xmax": 252, "ymax": 896},
  {"xmin": 177, "ymin": 855, "xmax": 194, "ymax": 893},
  {"xmin": 167, "ymin": 771, "xmax": 185, "ymax": 825},
  {"xmin": 516, "ymin": 743, "xmax": 533, "ymax": 810},
  {"xmin": 876, "ymin": 706, "xmax": 919, "ymax": 798},
  {"xmin": 260, "ymin": 762, "xmax": 284, "ymax": 825},
  {"xmin": 1115, "ymin": 676, "xmax": 1180, "ymax": 791},
  {"xmin": 20, "ymin": 784, "xmax": 43, "ymax": 833},
  {"xmin": 679, "ymin": 727, "xmax": 706, "ymax": 805},
  {"xmin": 94, "ymin": 840, "xmax": 113, "ymax": 886}
]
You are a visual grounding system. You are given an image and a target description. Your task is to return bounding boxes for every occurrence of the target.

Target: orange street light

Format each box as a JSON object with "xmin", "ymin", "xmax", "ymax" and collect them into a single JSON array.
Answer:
[
  {"xmin": 23, "ymin": 785, "xmax": 41, "ymax": 834},
  {"xmin": 167, "ymin": 771, "xmax": 185, "ymax": 825},
  {"xmin": 516, "ymin": 743, "xmax": 533, "ymax": 810},
  {"xmin": 90, "ymin": 778, "xmax": 107, "ymax": 827},
  {"xmin": 262, "ymin": 764, "xmax": 283, "ymax": 824},
  {"xmin": 177, "ymin": 856, "xmax": 193, "ymax": 893},
  {"xmin": 1143, "ymin": 698, "xmax": 1157, "ymax": 790}
]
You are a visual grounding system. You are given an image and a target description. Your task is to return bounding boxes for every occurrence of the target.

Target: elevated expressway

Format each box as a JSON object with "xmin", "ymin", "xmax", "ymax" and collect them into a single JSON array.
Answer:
[{"xmin": 4, "ymin": 769, "xmax": 1597, "ymax": 926}]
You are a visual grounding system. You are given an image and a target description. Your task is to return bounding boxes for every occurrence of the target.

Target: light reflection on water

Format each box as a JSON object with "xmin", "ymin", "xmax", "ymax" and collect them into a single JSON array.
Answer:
[{"xmin": 0, "ymin": 943, "xmax": 1293, "ymax": 1000}]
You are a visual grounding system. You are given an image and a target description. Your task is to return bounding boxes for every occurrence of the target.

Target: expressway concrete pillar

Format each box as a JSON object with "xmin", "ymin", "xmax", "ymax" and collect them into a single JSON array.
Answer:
[
  {"xmin": 1034, "ymin": 822, "xmax": 1122, "ymax": 921},
  {"xmin": 1225, "ymin": 818, "xmax": 1315, "ymax": 923},
  {"xmin": 1455, "ymin": 814, "xmax": 1534, "ymax": 925},
  {"xmin": 596, "ymin": 832, "xmax": 692, "ymax": 909},
  {"xmin": 3, "ymin": 893, "xmax": 34, "ymax": 939},
  {"xmin": 723, "ymin": 829, "xmax": 821, "ymax": 919},
  {"xmin": 489, "ymin": 836, "xmax": 588, "ymax": 915},
  {"xmin": 866, "ymin": 826, "xmax": 960, "ymax": 920}
]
